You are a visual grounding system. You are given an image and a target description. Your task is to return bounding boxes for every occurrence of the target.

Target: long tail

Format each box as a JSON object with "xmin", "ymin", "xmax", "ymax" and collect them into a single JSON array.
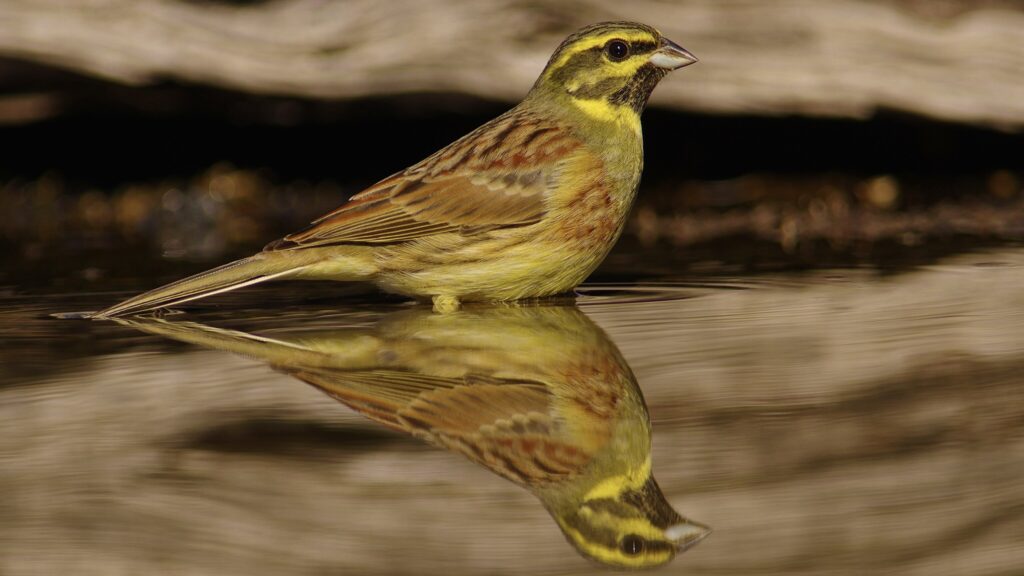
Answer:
[{"xmin": 90, "ymin": 248, "xmax": 368, "ymax": 318}]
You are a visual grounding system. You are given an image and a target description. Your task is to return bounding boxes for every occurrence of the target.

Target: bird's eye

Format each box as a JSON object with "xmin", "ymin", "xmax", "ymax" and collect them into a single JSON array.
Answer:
[
  {"xmin": 605, "ymin": 40, "xmax": 630, "ymax": 61},
  {"xmin": 621, "ymin": 534, "xmax": 645, "ymax": 556}
]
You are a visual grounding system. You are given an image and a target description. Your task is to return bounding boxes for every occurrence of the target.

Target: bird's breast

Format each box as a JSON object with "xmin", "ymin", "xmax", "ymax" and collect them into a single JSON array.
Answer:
[{"xmin": 547, "ymin": 148, "xmax": 640, "ymax": 251}]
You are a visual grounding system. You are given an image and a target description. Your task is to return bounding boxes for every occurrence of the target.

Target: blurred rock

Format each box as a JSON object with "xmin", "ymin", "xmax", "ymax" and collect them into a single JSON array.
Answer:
[{"xmin": 1, "ymin": 0, "xmax": 1024, "ymax": 128}]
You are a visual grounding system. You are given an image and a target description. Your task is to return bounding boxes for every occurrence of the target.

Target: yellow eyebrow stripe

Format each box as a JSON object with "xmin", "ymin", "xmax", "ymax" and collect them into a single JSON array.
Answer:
[
  {"xmin": 578, "ymin": 508, "xmax": 665, "ymax": 541},
  {"xmin": 549, "ymin": 31, "xmax": 657, "ymax": 70}
]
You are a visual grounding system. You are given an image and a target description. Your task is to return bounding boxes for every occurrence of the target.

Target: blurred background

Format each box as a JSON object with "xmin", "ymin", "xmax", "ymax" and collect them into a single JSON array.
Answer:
[
  {"xmin": 2, "ymin": 1, "xmax": 1023, "ymax": 575},
  {"xmin": 3, "ymin": 0, "xmax": 1023, "ymax": 287}
]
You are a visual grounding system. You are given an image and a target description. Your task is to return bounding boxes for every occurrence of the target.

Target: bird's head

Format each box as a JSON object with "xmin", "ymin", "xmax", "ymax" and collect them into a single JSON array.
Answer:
[
  {"xmin": 531, "ymin": 21, "xmax": 697, "ymax": 123},
  {"xmin": 547, "ymin": 463, "xmax": 710, "ymax": 569}
]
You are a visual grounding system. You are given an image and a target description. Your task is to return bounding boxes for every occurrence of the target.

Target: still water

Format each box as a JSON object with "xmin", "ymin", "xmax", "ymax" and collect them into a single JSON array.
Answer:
[{"xmin": 3, "ymin": 245, "xmax": 1024, "ymax": 575}]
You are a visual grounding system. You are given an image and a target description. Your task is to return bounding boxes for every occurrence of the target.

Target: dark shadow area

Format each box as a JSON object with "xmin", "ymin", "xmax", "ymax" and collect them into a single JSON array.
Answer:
[
  {"xmin": 2, "ymin": 79, "xmax": 1022, "ymax": 186},
  {"xmin": 182, "ymin": 417, "xmax": 409, "ymax": 457},
  {"xmin": 3, "ymin": 74, "xmax": 1023, "ymax": 303}
]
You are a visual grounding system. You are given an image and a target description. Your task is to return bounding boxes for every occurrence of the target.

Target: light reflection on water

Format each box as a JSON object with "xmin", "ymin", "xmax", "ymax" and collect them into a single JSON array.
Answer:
[
  {"xmin": 114, "ymin": 305, "xmax": 710, "ymax": 569},
  {"xmin": 2, "ymin": 247, "xmax": 1024, "ymax": 575}
]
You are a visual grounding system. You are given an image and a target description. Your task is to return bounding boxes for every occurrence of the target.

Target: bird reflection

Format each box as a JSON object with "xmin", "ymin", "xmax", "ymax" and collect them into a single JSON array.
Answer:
[{"xmin": 117, "ymin": 305, "xmax": 709, "ymax": 568}]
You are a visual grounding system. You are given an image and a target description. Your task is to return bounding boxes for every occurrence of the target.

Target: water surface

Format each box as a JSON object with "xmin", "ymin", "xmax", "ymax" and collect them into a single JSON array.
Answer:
[{"xmin": 2, "ymin": 245, "xmax": 1023, "ymax": 575}]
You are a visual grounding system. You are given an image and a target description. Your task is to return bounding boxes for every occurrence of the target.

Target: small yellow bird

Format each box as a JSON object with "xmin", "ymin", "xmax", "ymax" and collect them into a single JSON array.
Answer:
[
  {"xmin": 93, "ymin": 22, "xmax": 696, "ymax": 318},
  {"xmin": 117, "ymin": 304, "xmax": 710, "ymax": 568}
]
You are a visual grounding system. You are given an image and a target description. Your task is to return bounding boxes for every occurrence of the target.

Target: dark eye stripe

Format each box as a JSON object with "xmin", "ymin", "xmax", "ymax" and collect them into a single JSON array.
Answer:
[
  {"xmin": 607, "ymin": 63, "xmax": 666, "ymax": 112},
  {"xmin": 630, "ymin": 41, "xmax": 657, "ymax": 54}
]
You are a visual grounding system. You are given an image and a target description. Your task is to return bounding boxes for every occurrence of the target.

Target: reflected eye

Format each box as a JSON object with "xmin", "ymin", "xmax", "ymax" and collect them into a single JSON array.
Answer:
[
  {"xmin": 621, "ymin": 534, "xmax": 645, "ymax": 555},
  {"xmin": 605, "ymin": 40, "xmax": 630, "ymax": 61}
]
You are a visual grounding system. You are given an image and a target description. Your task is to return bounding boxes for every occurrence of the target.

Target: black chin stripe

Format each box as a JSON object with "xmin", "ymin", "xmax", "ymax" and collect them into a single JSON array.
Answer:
[
  {"xmin": 620, "ymin": 476, "xmax": 684, "ymax": 529},
  {"xmin": 608, "ymin": 64, "xmax": 666, "ymax": 113}
]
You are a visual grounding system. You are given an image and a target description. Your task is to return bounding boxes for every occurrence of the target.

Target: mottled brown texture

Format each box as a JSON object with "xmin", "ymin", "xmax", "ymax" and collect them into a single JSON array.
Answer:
[
  {"xmin": 300, "ymin": 371, "xmax": 592, "ymax": 485},
  {"xmin": 271, "ymin": 109, "xmax": 578, "ymax": 249}
]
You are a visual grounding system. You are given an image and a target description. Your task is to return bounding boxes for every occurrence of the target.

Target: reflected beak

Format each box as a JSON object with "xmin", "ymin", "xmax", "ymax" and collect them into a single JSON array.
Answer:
[
  {"xmin": 665, "ymin": 518, "xmax": 712, "ymax": 552},
  {"xmin": 649, "ymin": 38, "xmax": 698, "ymax": 70}
]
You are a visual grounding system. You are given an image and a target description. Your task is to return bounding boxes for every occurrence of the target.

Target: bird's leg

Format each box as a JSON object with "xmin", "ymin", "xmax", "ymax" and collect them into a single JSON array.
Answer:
[{"xmin": 432, "ymin": 294, "xmax": 462, "ymax": 313}]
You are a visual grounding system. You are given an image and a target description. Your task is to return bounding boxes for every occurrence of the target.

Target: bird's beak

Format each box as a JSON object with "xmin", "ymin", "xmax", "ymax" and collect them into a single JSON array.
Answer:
[
  {"xmin": 664, "ymin": 518, "xmax": 712, "ymax": 552},
  {"xmin": 649, "ymin": 38, "xmax": 698, "ymax": 70}
]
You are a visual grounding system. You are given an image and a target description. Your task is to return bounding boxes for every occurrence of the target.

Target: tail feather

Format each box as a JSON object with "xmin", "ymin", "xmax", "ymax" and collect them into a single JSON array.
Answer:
[{"xmin": 90, "ymin": 253, "xmax": 313, "ymax": 318}]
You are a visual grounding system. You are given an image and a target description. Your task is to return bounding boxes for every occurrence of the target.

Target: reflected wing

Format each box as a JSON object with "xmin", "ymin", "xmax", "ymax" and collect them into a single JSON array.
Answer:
[
  {"xmin": 292, "ymin": 369, "xmax": 594, "ymax": 484},
  {"xmin": 266, "ymin": 111, "xmax": 580, "ymax": 249},
  {"xmin": 114, "ymin": 314, "xmax": 599, "ymax": 485}
]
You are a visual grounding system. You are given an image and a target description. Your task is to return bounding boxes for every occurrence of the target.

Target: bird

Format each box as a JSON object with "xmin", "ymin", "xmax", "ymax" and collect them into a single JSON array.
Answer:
[
  {"xmin": 116, "ymin": 304, "xmax": 711, "ymax": 568},
  {"xmin": 91, "ymin": 22, "xmax": 697, "ymax": 318}
]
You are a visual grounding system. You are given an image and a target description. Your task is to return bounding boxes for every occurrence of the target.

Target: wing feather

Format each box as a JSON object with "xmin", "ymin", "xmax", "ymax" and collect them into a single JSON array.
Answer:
[
  {"xmin": 267, "ymin": 111, "xmax": 580, "ymax": 250},
  {"xmin": 291, "ymin": 368, "xmax": 594, "ymax": 483}
]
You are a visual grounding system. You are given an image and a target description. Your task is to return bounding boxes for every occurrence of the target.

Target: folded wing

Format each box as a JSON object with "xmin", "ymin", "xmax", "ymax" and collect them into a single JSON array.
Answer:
[{"xmin": 267, "ymin": 111, "xmax": 581, "ymax": 249}]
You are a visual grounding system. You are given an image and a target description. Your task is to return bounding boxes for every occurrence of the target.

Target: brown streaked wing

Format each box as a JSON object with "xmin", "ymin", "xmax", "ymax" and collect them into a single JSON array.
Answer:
[
  {"xmin": 288, "ymin": 368, "xmax": 595, "ymax": 484},
  {"xmin": 288, "ymin": 368, "xmax": 552, "ymax": 434},
  {"xmin": 266, "ymin": 112, "xmax": 581, "ymax": 249}
]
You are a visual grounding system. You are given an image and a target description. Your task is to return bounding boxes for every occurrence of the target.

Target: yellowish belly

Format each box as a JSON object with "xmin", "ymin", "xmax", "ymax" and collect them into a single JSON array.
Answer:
[{"xmin": 374, "ymin": 207, "xmax": 628, "ymax": 301}]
